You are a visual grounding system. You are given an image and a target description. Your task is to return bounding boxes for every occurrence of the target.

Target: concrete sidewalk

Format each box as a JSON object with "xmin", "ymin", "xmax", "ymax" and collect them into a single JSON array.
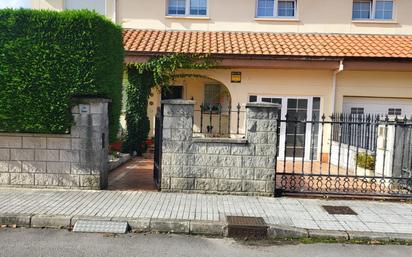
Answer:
[{"xmin": 1, "ymin": 189, "xmax": 412, "ymax": 240}]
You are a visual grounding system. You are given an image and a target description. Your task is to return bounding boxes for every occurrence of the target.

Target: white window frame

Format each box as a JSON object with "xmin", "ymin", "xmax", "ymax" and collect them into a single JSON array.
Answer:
[
  {"xmin": 352, "ymin": 0, "xmax": 395, "ymax": 21},
  {"xmin": 255, "ymin": 0, "xmax": 297, "ymax": 19},
  {"xmin": 166, "ymin": 0, "xmax": 209, "ymax": 17},
  {"xmin": 388, "ymin": 108, "xmax": 402, "ymax": 116},
  {"xmin": 255, "ymin": 95, "xmax": 322, "ymax": 161}
]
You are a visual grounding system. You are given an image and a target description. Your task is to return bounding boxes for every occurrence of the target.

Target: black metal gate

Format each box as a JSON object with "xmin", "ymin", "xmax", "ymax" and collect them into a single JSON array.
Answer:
[
  {"xmin": 153, "ymin": 106, "xmax": 163, "ymax": 189},
  {"xmin": 275, "ymin": 113, "xmax": 412, "ymax": 198}
]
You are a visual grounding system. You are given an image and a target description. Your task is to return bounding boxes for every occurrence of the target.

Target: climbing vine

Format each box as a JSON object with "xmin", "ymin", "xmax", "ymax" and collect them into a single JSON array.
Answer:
[{"xmin": 123, "ymin": 54, "xmax": 215, "ymax": 155}]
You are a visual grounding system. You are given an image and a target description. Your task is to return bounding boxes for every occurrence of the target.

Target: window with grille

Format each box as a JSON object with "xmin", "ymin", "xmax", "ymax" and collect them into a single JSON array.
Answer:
[
  {"xmin": 350, "ymin": 107, "xmax": 365, "ymax": 115},
  {"xmin": 257, "ymin": 0, "xmax": 296, "ymax": 18},
  {"xmin": 167, "ymin": 0, "xmax": 208, "ymax": 16},
  {"xmin": 352, "ymin": 0, "xmax": 393, "ymax": 20},
  {"xmin": 388, "ymin": 108, "xmax": 402, "ymax": 116}
]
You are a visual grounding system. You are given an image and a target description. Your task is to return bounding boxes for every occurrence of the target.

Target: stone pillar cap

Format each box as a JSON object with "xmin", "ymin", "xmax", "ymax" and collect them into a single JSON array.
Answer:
[
  {"xmin": 246, "ymin": 102, "xmax": 281, "ymax": 108},
  {"xmin": 161, "ymin": 99, "xmax": 196, "ymax": 105},
  {"xmin": 72, "ymin": 97, "xmax": 112, "ymax": 103}
]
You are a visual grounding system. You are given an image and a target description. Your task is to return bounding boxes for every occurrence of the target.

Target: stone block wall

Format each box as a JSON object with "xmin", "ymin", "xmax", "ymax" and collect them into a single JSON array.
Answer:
[
  {"xmin": 160, "ymin": 100, "xmax": 279, "ymax": 196},
  {"xmin": 0, "ymin": 98, "xmax": 109, "ymax": 190}
]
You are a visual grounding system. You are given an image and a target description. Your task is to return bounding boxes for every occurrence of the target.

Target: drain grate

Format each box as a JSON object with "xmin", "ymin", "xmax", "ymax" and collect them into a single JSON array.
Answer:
[
  {"xmin": 322, "ymin": 205, "xmax": 358, "ymax": 215},
  {"xmin": 226, "ymin": 216, "xmax": 268, "ymax": 239},
  {"xmin": 73, "ymin": 220, "xmax": 128, "ymax": 234}
]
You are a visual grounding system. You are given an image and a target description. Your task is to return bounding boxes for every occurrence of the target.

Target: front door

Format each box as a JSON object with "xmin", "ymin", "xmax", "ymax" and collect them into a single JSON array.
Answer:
[
  {"xmin": 161, "ymin": 86, "xmax": 183, "ymax": 100},
  {"xmin": 252, "ymin": 96, "xmax": 321, "ymax": 160}
]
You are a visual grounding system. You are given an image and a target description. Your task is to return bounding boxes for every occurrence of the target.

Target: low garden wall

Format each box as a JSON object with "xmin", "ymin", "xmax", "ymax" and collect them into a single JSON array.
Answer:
[
  {"xmin": 160, "ymin": 100, "xmax": 279, "ymax": 196},
  {"xmin": 0, "ymin": 98, "xmax": 109, "ymax": 190}
]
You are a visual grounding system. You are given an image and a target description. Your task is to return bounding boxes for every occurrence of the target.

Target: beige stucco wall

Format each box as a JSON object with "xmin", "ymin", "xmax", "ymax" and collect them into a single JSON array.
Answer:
[
  {"xmin": 147, "ymin": 68, "xmax": 412, "ymax": 136},
  {"xmin": 31, "ymin": 0, "xmax": 412, "ymax": 35},
  {"xmin": 118, "ymin": 0, "xmax": 412, "ymax": 35},
  {"xmin": 31, "ymin": 0, "xmax": 63, "ymax": 10},
  {"xmin": 335, "ymin": 71, "xmax": 412, "ymax": 112},
  {"xmin": 148, "ymin": 68, "xmax": 334, "ymax": 135},
  {"xmin": 31, "ymin": 0, "xmax": 115, "ymax": 21}
]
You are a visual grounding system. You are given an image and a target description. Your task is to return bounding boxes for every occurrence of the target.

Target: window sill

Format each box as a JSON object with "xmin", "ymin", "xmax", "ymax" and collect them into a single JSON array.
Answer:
[
  {"xmin": 254, "ymin": 17, "xmax": 300, "ymax": 22},
  {"xmin": 352, "ymin": 19, "xmax": 398, "ymax": 24},
  {"xmin": 165, "ymin": 15, "xmax": 210, "ymax": 20}
]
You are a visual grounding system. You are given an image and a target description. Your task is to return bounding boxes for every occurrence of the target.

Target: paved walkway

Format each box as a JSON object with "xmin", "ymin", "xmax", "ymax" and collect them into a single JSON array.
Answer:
[
  {"xmin": 1, "ymin": 188, "xmax": 412, "ymax": 236},
  {"xmin": 108, "ymin": 154, "xmax": 156, "ymax": 191}
]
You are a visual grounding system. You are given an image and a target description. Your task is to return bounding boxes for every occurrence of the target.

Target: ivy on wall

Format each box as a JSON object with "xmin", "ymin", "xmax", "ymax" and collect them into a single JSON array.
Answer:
[{"xmin": 123, "ymin": 54, "xmax": 214, "ymax": 155}]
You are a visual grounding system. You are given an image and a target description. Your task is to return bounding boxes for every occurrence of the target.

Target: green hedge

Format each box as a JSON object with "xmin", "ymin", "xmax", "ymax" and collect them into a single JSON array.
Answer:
[{"xmin": 0, "ymin": 9, "xmax": 124, "ymax": 142}]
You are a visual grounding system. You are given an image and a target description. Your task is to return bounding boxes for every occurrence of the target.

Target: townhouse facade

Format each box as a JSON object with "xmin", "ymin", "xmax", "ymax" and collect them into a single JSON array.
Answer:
[{"xmin": 24, "ymin": 0, "xmax": 410, "ymax": 134}]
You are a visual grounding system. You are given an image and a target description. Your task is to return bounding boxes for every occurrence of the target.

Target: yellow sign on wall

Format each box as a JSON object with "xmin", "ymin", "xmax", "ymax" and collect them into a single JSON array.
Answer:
[{"xmin": 231, "ymin": 72, "xmax": 241, "ymax": 83}]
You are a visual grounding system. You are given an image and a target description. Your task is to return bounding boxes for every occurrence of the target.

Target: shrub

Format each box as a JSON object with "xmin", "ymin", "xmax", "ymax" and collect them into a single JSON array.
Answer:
[
  {"xmin": 123, "ymin": 54, "xmax": 214, "ymax": 155},
  {"xmin": 356, "ymin": 153, "xmax": 376, "ymax": 170},
  {"xmin": 122, "ymin": 67, "xmax": 152, "ymax": 155},
  {"xmin": 0, "ymin": 9, "xmax": 124, "ymax": 142}
]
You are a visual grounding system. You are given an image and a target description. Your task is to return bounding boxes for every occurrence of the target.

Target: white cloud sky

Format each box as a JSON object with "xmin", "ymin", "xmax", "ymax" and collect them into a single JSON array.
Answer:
[{"xmin": 0, "ymin": 0, "xmax": 31, "ymax": 9}]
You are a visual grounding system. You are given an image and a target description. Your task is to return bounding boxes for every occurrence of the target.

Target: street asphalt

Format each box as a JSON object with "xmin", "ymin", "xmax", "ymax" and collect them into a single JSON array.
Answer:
[{"xmin": 0, "ymin": 228, "xmax": 411, "ymax": 257}]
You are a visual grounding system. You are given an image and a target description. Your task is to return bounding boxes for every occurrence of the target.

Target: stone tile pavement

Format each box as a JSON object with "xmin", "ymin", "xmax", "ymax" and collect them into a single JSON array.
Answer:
[{"xmin": 1, "ymin": 188, "xmax": 412, "ymax": 237}]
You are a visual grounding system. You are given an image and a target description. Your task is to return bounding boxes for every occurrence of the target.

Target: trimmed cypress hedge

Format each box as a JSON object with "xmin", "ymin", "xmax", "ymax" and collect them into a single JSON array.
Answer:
[{"xmin": 0, "ymin": 9, "xmax": 124, "ymax": 142}]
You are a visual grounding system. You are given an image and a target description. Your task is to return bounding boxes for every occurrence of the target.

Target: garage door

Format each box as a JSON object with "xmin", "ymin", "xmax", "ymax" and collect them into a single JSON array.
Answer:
[{"xmin": 343, "ymin": 97, "xmax": 412, "ymax": 116}]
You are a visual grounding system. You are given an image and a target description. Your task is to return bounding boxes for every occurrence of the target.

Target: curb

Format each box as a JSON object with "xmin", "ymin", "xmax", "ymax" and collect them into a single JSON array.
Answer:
[{"xmin": 1, "ymin": 213, "xmax": 411, "ymax": 242}]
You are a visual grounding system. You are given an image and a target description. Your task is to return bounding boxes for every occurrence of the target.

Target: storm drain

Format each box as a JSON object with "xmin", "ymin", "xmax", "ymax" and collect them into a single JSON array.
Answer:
[
  {"xmin": 226, "ymin": 216, "xmax": 268, "ymax": 239},
  {"xmin": 322, "ymin": 205, "xmax": 358, "ymax": 215},
  {"xmin": 73, "ymin": 220, "xmax": 128, "ymax": 234}
]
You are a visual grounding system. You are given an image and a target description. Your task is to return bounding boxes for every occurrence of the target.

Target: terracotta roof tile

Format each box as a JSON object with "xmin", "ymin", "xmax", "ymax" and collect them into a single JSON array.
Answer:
[{"xmin": 123, "ymin": 29, "xmax": 412, "ymax": 59}]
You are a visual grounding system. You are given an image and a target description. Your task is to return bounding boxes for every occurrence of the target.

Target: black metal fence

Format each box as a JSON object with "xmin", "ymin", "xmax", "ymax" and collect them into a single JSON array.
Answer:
[
  {"xmin": 193, "ymin": 103, "xmax": 246, "ymax": 137},
  {"xmin": 153, "ymin": 107, "xmax": 163, "ymax": 189},
  {"xmin": 275, "ymin": 113, "xmax": 412, "ymax": 198},
  {"xmin": 331, "ymin": 113, "xmax": 380, "ymax": 151}
]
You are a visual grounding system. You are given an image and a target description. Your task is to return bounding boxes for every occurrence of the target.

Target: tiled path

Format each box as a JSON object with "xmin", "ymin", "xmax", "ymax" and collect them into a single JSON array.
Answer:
[
  {"xmin": 108, "ymin": 153, "xmax": 157, "ymax": 191},
  {"xmin": 1, "ymin": 189, "xmax": 412, "ymax": 234}
]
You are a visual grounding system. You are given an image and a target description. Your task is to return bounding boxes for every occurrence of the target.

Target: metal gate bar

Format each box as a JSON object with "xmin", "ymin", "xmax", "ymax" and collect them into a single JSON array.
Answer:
[{"xmin": 275, "ymin": 113, "xmax": 412, "ymax": 198}]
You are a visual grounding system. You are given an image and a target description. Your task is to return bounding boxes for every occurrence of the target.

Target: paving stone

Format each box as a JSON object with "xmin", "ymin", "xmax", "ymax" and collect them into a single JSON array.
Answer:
[
  {"xmin": 308, "ymin": 229, "xmax": 349, "ymax": 240},
  {"xmin": 31, "ymin": 215, "xmax": 71, "ymax": 229},
  {"xmin": 190, "ymin": 220, "xmax": 224, "ymax": 236},
  {"xmin": 347, "ymin": 231, "xmax": 390, "ymax": 241},
  {"xmin": 150, "ymin": 219, "xmax": 190, "ymax": 234},
  {"xmin": 112, "ymin": 217, "xmax": 151, "ymax": 232},
  {"xmin": 268, "ymin": 225, "xmax": 309, "ymax": 239},
  {"xmin": 0, "ymin": 188, "xmax": 411, "ymax": 238},
  {"xmin": 0, "ymin": 214, "xmax": 31, "ymax": 227}
]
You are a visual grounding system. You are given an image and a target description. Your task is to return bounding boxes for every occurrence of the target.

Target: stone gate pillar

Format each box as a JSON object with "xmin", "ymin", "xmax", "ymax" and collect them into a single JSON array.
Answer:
[
  {"xmin": 71, "ymin": 98, "xmax": 110, "ymax": 189},
  {"xmin": 160, "ymin": 100, "xmax": 280, "ymax": 196}
]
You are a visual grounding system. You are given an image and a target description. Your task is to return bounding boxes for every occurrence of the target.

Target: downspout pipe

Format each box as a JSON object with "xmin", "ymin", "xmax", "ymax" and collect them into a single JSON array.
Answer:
[{"xmin": 331, "ymin": 60, "xmax": 344, "ymax": 113}]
